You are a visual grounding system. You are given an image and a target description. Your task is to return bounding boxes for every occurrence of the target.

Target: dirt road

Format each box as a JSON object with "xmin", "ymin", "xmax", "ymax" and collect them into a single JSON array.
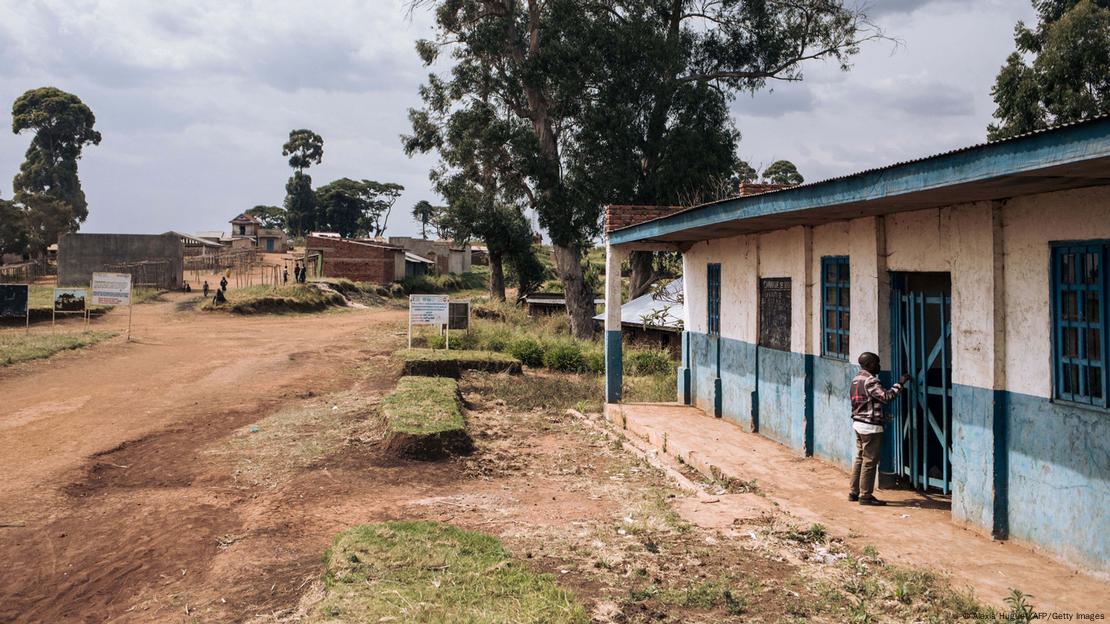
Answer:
[{"xmin": 0, "ymin": 295, "xmax": 406, "ymax": 622}]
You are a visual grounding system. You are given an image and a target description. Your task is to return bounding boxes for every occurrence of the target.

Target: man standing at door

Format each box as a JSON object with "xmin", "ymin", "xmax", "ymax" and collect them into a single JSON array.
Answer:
[{"xmin": 849, "ymin": 352, "xmax": 912, "ymax": 506}]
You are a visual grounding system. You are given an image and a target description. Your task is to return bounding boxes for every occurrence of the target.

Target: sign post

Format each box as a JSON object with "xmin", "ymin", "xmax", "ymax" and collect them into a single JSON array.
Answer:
[
  {"xmin": 408, "ymin": 294, "xmax": 449, "ymax": 349},
  {"xmin": 91, "ymin": 272, "xmax": 133, "ymax": 341},
  {"xmin": 52, "ymin": 288, "xmax": 87, "ymax": 330},
  {"xmin": 0, "ymin": 284, "xmax": 30, "ymax": 332}
]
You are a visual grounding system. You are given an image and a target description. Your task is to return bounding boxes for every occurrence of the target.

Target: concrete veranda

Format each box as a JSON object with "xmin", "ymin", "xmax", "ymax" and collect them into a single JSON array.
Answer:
[{"xmin": 605, "ymin": 402, "xmax": 1110, "ymax": 615}]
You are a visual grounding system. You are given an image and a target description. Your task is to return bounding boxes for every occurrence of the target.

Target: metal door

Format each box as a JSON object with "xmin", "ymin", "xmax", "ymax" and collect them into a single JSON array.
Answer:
[{"xmin": 891, "ymin": 274, "xmax": 953, "ymax": 493}]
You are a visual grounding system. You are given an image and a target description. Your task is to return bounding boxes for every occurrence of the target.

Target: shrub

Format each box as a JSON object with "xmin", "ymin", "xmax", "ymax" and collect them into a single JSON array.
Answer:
[
  {"xmin": 482, "ymin": 326, "xmax": 513, "ymax": 352},
  {"xmin": 543, "ymin": 340, "xmax": 585, "ymax": 372},
  {"xmin": 508, "ymin": 335, "xmax": 545, "ymax": 368},
  {"xmin": 625, "ymin": 347, "xmax": 674, "ymax": 376},
  {"xmin": 583, "ymin": 346, "xmax": 605, "ymax": 373}
]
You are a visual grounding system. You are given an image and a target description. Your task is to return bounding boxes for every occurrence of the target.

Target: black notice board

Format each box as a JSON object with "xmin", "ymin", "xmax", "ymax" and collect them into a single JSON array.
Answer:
[
  {"xmin": 448, "ymin": 301, "xmax": 470, "ymax": 330},
  {"xmin": 759, "ymin": 278, "xmax": 791, "ymax": 351},
  {"xmin": 0, "ymin": 284, "xmax": 29, "ymax": 318}
]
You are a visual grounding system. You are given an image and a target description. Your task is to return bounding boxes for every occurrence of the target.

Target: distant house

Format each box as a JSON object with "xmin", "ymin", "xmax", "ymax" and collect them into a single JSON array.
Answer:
[
  {"xmin": 305, "ymin": 235, "xmax": 405, "ymax": 284},
  {"xmin": 387, "ymin": 237, "xmax": 472, "ymax": 274},
  {"xmin": 229, "ymin": 214, "xmax": 289, "ymax": 253},
  {"xmin": 166, "ymin": 231, "xmax": 224, "ymax": 256},
  {"xmin": 594, "ymin": 278, "xmax": 684, "ymax": 354},
  {"xmin": 405, "ymin": 252, "xmax": 435, "ymax": 278}
]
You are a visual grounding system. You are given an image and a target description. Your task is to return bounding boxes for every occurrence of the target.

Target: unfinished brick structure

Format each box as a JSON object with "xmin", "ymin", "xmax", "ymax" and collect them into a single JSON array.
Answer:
[
  {"xmin": 305, "ymin": 236, "xmax": 403, "ymax": 283},
  {"xmin": 605, "ymin": 205, "xmax": 685, "ymax": 233}
]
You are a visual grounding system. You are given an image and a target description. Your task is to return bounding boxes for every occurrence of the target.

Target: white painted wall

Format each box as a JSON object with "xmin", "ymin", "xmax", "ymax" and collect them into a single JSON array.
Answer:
[
  {"xmin": 758, "ymin": 227, "xmax": 809, "ymax": 355},
  {"xmin": 1003, "ymin": 185, "xmax": 1110, "ymax": 398},
  {"xmin": 678, "ymin": 184, "xmax": 1110, "ymax": 397}
]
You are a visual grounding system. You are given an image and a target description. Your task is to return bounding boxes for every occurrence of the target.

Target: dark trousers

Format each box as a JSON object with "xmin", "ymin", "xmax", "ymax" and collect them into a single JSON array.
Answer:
[{"xmin": 850, "ymin": 430, "xmax": 883, "ymax": 498}]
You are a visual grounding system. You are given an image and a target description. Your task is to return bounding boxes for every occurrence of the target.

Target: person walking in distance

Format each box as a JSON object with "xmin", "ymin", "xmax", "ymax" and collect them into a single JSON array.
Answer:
[
  {"xmin": 283, "ymin": 267, "xmax": 289, "ymax": 284},
  {"xmin": 202, "ymin": 280, "xmax": 210, "ymax": 298},
  {"xmin": 849, "ymin": 352, "xmax": 912, "ymax": 506},
  {"xmin": 220, "ymin": 275, "xmax": 228, "ymax": 292}
]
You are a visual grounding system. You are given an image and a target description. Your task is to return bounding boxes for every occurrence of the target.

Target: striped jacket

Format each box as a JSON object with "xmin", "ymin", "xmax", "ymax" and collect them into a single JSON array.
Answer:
[{"xmin": 850, "ymin": 369, "xmax": 904, "ymax": 425}]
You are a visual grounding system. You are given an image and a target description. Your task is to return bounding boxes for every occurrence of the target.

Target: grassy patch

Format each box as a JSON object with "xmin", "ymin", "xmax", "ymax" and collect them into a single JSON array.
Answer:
[
  {"xmin": 462, "ymin": 370, "xmax": 605, "ymax": 414},
  {"xmin": 382, "ymin": 376, "xmax": 472, "ymax": 459},
  {"xmin": 398, "ymin": 348, "xmax": 522, "ymax": 377},
  {"xmin": 310, "ymin": 521, "xmax": 587, "ymax": 623},
  {"xmin": 400, "ymin": 271, "xmax": 487, "ymax": 295},
  {"xmin": 201, "ymin": 284, "xmax": 346, "ymax": 314},
  {"xmin": 0, "ymin": 331, "xmax": 116, "ymax": 366}
]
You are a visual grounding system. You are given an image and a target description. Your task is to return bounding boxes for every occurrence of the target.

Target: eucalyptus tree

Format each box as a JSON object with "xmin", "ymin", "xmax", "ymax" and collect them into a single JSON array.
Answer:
[
  {"xmin": 411, "ymin": 0, "xmax": 882, "ymax": 335},
  {"xmin": 988, "ymin": 0, "xmax": 1110, "ymax": 140},
  {"xmin": 411, "ymin": 200, "xmax": 440, "ymax": 239},
  {"xmin": 282, "ymin": 129, "xmax": 324, "ymax": 235},
  {"xmin": 762, "ymin": 160, "xmax": 804, "ymax": 185},
  {"xmin": 11, "ymin": 87, "xmax": 101, "ymax": 252},
  {"xmin": 405, "ymin": 84, "xmax": 542, "ymax": 301}
]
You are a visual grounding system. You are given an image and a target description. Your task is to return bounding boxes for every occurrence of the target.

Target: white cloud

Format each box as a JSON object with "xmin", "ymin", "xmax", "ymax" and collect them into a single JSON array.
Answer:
[{"xmin": 0, "ymin": 0, "xmax": 1040, "ymax": 237}]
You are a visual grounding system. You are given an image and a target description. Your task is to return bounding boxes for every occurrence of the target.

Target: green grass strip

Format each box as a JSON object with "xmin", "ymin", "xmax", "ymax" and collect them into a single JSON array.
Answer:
[
  {"xmin": 0, "ymin": 331, "xmax": 116, "ymax": 367},
  {"xmin": 382, "ymin": 376, "xmax": 464, "ymax": 436},
  {"xmin": 312, "ymin": 521, "xmax": 587, "ymax": 623}
]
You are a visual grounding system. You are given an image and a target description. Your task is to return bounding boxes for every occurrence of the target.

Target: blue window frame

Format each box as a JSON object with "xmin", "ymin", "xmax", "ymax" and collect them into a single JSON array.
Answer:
[
  {"xmin": 1052, "ymin": 242, "xmax": 1108, "ymax": 407},
  {"xmin": 821, "ymin": 256, "xmax": 850, "ymax": 359},
  {"xmin": 707, "ymin": 263, "xmax": 721, "ymax": 336}
]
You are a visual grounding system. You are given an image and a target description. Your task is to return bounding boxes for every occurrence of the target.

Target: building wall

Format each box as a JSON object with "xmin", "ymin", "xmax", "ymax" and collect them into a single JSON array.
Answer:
[
  {"xmin": 307, "ymin": 236, "xmax": 398, "ymax": 284},
  {"xmin": 58, "ymin": 233, "xmax": 184, "ymax": 289},
  {"xmin": 672, "ymin": 185, "xmax": 1110, "ymax": 573}
]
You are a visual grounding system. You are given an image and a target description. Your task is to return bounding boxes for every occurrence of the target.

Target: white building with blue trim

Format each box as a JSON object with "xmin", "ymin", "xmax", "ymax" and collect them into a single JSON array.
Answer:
[{"xmin": 603, "ymin": 117, "xmax": 1110, "ymax": 574}]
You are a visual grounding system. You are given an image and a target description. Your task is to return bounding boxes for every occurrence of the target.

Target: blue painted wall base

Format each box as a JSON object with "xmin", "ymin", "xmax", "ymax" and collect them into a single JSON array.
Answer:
[
  {"xmin": 679, "ymin": 329, "xmax": 1110, "ymax": 573},
  {"xmin": 605, "ymin": 330, "xmax": 622, "ymax": 403}
]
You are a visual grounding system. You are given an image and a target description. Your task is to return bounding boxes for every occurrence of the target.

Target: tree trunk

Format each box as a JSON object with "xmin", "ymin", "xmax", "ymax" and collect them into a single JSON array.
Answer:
[
  {"xmin": 627, "ymin": 250, "xmax": 657, "ymax": 300},
  {"xmin": 551, "ymin": 243, "xmax": 596, "ymax": 339},
  {"xmin": 488, "ymin": 250, "xmax": 506, "ymax": 302}
]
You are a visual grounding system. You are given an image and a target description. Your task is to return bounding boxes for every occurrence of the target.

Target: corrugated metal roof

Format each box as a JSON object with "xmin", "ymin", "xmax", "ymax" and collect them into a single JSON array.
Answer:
[
  {"xmin": 611, "ymin": 114, "xmax": 1110, "ymax": 235},
  {"xmin": 593, "ymin": 278, "xmax": 684, "ymax": 330}
]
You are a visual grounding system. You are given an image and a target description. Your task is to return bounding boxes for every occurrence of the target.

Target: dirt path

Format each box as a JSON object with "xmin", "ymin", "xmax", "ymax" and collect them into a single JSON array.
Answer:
[{"xmin": 610, "ymin": 402, "xmax": 1110, "ymax": 615}]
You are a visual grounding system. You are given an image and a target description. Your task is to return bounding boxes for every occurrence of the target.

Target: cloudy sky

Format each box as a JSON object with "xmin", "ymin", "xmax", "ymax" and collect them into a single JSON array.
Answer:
[{"xmin": 0, "ymin": 0, "xmax": 1036, "ymax": 238}]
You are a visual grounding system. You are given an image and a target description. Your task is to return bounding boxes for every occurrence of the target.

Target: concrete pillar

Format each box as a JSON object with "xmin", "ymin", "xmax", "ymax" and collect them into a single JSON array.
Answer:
[{"xmin": 605, "ymin": 245, "xmax": 628, "ymax": 404}]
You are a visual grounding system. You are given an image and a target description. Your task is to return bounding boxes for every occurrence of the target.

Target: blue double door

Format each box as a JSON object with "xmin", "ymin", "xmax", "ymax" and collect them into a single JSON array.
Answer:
[{"xmin": 891, "ymin": 272, "xmax": 953, "ymax": 494}]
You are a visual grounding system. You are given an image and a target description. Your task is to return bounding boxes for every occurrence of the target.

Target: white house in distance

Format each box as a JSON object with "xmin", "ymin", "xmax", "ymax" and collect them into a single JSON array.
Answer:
[
  {"xmin": 229, "ymin": 214, "xmax": 289, "ymax": 253},
  {"xmin": 603, "ymin": 117, "xmax": 1110, "ymax": 575}
]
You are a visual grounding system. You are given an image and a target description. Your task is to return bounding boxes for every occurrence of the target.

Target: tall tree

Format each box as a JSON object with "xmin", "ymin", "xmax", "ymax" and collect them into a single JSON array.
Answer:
[
  {"xmin": 988, "ymin": 0, "xmax": 1110, "ymax": 140},
  {"xmin": 314, "ymin": 178, "xmax": 406, "ymax": 238},
  {"xmin": 11, "ymin": 87, "xmax": 101, "ymax": 252},
  {"xmin": 762, "ymin": 160, "xmax": 804, "ymax": 185},
  {"xmin": 0, "ymin": 197, "xmax": 29, "ymax": 262},
  {"xmin": 411, "ymin": 200, "xmax": 439, "ymax": 239},
  {"xmin": 413, "ymin": 1, "xmax": 882, "ymax": 334},
  {"xmin": 282, "ymin": 129, "xmax": 324, "ymax": 235},
  {"xmin": 405, "ymin": 91, "xmax": 541, "ymax": 301},
  {"xmin": 245, "ymin": 204, "xmax": 287, "ymax": 229}
]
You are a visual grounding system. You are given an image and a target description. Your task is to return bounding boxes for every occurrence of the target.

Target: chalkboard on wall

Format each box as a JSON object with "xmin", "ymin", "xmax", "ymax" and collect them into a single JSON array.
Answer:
[{"xmin": 759, "ymin": 278, "xmax": 791, "ymax": 351}]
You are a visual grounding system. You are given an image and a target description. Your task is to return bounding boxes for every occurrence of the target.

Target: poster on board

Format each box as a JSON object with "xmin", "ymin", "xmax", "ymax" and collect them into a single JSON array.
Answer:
[
  {"xmin": 409, "ymin": 294, "xmax": 449, "ymax": 325},
  {"xmin": 0, "ymin": 284, "xmax": 29, "ymax": 318},
  {"xmin": 91, "ymin": 272, "xmax": 132, "ymax": 306},
  {"xmin": 54, "ymin": 288, "xmax": 87, "ymax": 313}
]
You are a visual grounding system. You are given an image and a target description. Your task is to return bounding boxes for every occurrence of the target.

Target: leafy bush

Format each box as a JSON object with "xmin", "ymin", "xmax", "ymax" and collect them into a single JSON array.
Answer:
[
  {"xmin": 482, "ymin": 326, "xmax": 513, "ymax": 352},
  {"xmin": 508, "ymin": 335, "xmax": 545, "ymax": 367},
  {"xmin": 583, "ymin": 346, "xmax": 605, "ymax": 373},
  {"xmin": 625, "ymin": 347, "xmax": 674, "ymax": 376},
  {"xmin": 400, "ymin": 272, "xmax": 487, "ymax": 294},
  {"xmin": 543, "ymin": 340, "xmax": 585, "ymax": 372}
]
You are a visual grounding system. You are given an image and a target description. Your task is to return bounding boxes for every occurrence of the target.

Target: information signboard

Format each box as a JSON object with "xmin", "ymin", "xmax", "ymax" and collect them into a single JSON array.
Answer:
[
  {"xmin": 54, "ymin": 288, "xmax": 87, "ymax": 313},
  {"xmin": 91, "ymin": 272, "xmax": 132, "ymax": 306},
  {"xmin": 448, "ymin": 301, "xmax": 470, "ymax": 330},
  {"xmin": 409, "ymin": 294, "xmax": 449, "ymax": 325},
  {"xmin": 0, "ymin": 284, "xmax": 29, "ymax": 318}
]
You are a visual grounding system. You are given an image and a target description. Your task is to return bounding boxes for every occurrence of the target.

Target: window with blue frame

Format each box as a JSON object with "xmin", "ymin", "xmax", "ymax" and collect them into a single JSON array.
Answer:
[
  {"xmin": 707, "ymin": 263, "xmax": 721, "ymax": 336},
  {"xmin": 821, "ymin": 256, "xmax": 850, "ymax": 359},
  {"xmin": 1052, "ymin": 243, "xmax": 1108, "ymax": 407}
]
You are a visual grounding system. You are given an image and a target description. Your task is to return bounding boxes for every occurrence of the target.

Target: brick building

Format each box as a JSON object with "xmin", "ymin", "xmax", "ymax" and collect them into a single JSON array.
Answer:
[{"xmin": 305, "ymin": 235, "xmax": 404, "ymax": 284}]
